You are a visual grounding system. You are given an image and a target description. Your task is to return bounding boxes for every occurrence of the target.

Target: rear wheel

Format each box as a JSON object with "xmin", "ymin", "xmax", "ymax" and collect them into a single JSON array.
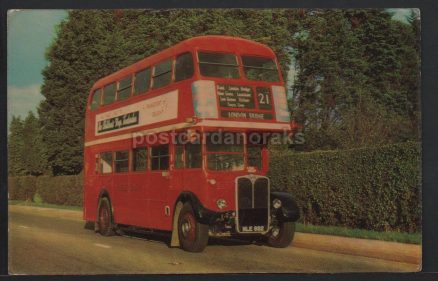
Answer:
[
  {"xmin": 98, "ymin": 197, "xmax": 115, "ymax": 236},
  {"xmin": 266, "ymin": 221, "xmax": 295, "ymax": 248},
  {"xmin": 178, "ymin": 203, "xmax": 209, "ymax": 252}
]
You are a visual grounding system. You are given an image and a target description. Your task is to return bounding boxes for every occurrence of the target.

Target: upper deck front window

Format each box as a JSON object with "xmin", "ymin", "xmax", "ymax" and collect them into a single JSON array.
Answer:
[
  {"xmin": 242, "ymin": 56, "xmax": 280, "ymax": 82},
  {"xmin": 198, "ymin": 52, "xmax": 240, "ymax": 79}
]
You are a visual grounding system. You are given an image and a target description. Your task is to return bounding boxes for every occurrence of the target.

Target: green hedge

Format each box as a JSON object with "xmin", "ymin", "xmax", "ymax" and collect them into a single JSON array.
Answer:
[
  {"xmin": 8, "ymin": 175, "xmax": 83, "ymax": 206},
  {"xmin": 8, "ymin": 176, "xmax": 37, "ymax": 201},
  {"xmin": 8, "ymin": 142, "xmax": 420, "ymax": 233},
  {"xmin": 36, "ymin": 175, "xmax": 83, "ymax": 206},
  {"xmin": 268, "ymin": 142, "xmax": 421, "ymax": 233}
]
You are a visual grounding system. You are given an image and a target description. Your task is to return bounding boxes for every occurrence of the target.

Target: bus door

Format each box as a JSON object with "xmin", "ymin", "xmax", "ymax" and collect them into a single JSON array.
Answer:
[{"xmin": 148, "ymin": 144, "xmax": 171, "ymax": 230}]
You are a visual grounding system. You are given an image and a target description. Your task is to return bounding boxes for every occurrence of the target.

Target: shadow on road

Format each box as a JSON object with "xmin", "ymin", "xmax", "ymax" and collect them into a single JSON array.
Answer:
[{"xmin": 105, "ymin": 226, "xmax": 261, "ymax": 248}]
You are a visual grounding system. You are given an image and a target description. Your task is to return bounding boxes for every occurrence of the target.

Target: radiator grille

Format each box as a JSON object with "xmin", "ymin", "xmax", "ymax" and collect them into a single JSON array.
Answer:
[{"xmin": 236, "ymin": 176, "xmax": 269, "ymax": 233}]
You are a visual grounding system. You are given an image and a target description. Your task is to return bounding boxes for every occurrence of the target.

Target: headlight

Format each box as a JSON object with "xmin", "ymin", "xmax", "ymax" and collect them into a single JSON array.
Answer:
[
  {"xmin": 273, "ymin": 198, "xmax": 282, "ymax": 209},
  {"xmin": 216, "ymin": 199, "xmax": 227, "ymax": 210}
]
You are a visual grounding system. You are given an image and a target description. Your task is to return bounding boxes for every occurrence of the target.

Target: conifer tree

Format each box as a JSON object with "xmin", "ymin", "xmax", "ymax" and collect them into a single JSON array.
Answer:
[
  {"xmin": 21, "ymin": 111, "xmax": 47, "ymax": 176},
  {"xmin": 8, "ymin": 116, "xmax": 25, "ymax": 176}
]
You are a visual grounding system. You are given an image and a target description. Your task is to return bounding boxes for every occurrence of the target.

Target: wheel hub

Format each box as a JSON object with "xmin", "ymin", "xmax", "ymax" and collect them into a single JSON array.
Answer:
[
  {"xmin": 181, "ymin": 213, "xmax": 196, "ymax": 241},
  {"xmin": 271, "ymin": 226, "xmax": 280, "ymax": 237}
]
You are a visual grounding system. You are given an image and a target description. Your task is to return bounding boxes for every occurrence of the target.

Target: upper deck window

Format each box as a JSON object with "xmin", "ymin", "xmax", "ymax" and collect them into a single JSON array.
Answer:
[
  {"xmin": 175, "ymin": 52, "xmax": 194, "ymax": 82},
  {"xmin": 134, "ymin": 68, "xmax": 151, "ymax": 95},
  {"xmin": 103, "ymin": 82, "xmax": 116, "ymax": 105},
  {"xmin": 90, "ymin": 89, "xmax": 101, "ymax": 110},
  {"xmin": 242, "ymin": 56, "xmax": 280, "ymax": 82},
  {"xmin": 198, "ymin": 52, "xmax": 240, "ymax": 79},
  {"xmin": 117, "ymin": 76, "xmax": 132, "ymax": 101},
  {"xmin": 152, "ymin": 59, "xmax": 172, "ymax": 89}
]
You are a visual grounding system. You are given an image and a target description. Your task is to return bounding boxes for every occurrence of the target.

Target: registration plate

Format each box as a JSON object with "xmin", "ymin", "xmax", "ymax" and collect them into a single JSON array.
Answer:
[{"xmin": 241, "ymin": 225, "xmax": 265, "ymax": 232}]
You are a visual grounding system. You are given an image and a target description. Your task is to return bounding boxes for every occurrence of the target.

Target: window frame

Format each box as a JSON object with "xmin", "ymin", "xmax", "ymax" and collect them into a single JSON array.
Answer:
[
  {"xmin": 150, "ymin": 144, "xmax": 170, "ymax": 171},
  {"xmin": 102, "ymin": 82, "xmax": 117, "ymax": 106},
  {"xmin": 185, "ymin": 142, "xmax": 202, "ymax": 169},
  {"xmin": 174, "ymin": 52, "xmax": 195, "ymax": 82},
  {"xmin": 151, "ymin": 58, "xmax": 173, "ymax": 90},
  {"xmin": 197, "ymin": 51, "xmax": 241, "ymax": 79},
  {"xmin": 247, "ymin": 144, "xmax": 263, "ymax": 170},
  {"xmin": 134, "ymin": 67, "xmax": 152, "ymax": 95},
  {"xmin": 241, "ymin": 55, "xmax": 280, "ymax": 82},
  {"xmin": 117, "ymin": 75, "xmax": 133, "ymax": 101},
  {"xmin": 174, "ymin": 144, "xmax": 185, "ymax": 169},
  {"xmin": 114, "ymin": 150, "xmax": 130, "ymax": 173},
  {"xmin": 132, "ymin": 146, "xmax": 148, "ymax": 172},
  {"xmin": 99, "ymin": 151, "xmax": 114, "ymax": 174},
  {"xmin": 90, "ymin": 88, "xmax": 102, "ymax": 111},
  {"xmin": 205, "ymin": 132, "xmax": 245, "ymax": 172}
]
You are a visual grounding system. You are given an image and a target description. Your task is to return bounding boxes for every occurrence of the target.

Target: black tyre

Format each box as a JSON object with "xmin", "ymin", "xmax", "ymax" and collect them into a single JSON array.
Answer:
[
  {"xmin": 266, "ymin": 221, "xmax": 295, "ymax": 248},
  {"xmin": 178, "ymin": 203, "xmax": 209, "ymax": 252},
  {"xmin": 98, "ymin": 197, "xmax": 115, "ymax": 236}
]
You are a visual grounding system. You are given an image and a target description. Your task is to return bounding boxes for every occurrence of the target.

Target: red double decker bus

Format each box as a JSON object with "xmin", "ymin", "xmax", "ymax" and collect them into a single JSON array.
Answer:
[{"xmin": 83, "ymin": 35, "xmax": 300, "ymax": 252}]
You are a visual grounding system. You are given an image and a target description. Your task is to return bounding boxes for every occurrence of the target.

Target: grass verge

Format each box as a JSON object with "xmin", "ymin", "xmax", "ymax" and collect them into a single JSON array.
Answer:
[
  {"xmin": 8, "ymin": 200, "xmax": 420, "ymax": 244},
  {"xmin": 296, "ymin": 223, "xmax": 421, "ymax": 245},
  {"xmin": 8, "ymin": 200, "xmax": 82, "ymax": 211}
]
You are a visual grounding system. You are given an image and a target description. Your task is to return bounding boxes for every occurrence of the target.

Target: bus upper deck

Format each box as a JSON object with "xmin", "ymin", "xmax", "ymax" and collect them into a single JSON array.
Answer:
[{"xmin": 85, "ymin": 35, "xmax": 291, "ymax": 146}]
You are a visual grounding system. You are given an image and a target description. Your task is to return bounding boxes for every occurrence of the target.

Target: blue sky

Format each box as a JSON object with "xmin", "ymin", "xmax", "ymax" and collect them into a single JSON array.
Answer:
[
  {"xmin": 7, "ymin": 9, "xmax": 416, "ymax": 129},
  {"xmin": 7, "ymin": 9, "xmax": 67, "ymax": 125}
]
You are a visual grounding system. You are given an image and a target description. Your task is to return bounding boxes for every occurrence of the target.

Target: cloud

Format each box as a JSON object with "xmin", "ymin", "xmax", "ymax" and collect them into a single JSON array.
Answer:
[{"xmin": 7, "ymin": 84, "xmax": 45, "ymax": 122}]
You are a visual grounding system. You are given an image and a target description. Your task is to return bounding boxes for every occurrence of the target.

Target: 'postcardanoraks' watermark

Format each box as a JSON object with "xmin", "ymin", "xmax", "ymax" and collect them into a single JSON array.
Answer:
[{"xmin": 132, "ymin": 129, "xmax": 305, "ymax": 148}]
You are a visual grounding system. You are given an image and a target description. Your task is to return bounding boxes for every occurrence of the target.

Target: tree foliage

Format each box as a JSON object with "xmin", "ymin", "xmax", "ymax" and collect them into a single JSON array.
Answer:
[
  {"xmin": 8, "ymin": 116, "xmax": 25, "ymax": 176},
  {"xmin": 38, "ymin": 9, "xmax": 302, "ymax": 175},
  {"xmin": 35, "ymin": 9, "xmax": 420, "ymax": 174},
  {"xmin": 8, "ymin": 112, "xmax": 47, "ymax": 176},
  {"xmin": 292, "ymin": 9, "xmax": 420, "ymax": 150}
]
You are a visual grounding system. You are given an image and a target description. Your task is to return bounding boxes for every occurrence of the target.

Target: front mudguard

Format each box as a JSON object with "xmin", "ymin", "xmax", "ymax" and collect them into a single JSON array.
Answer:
[{"xmin": 270, "ymin": 191, "xmax": 300, "ymax": 222}]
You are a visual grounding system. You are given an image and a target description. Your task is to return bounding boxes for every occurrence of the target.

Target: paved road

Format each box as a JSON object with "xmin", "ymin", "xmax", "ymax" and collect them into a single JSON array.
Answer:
[{"xmin": 8, "ymin": 205, "xmax": 419, "ymax": 274}]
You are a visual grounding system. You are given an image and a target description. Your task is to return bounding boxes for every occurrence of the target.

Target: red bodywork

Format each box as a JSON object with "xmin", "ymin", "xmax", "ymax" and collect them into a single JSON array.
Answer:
[{"xmin": 83, "ymin": 35, "xmax": 291, "ymax": 231}]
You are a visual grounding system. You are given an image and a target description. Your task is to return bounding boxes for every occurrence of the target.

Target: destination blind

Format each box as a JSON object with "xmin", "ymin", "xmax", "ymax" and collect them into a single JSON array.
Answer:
[{"xmin": 217, "ymin": 84, "xmax": 255, "ymax": 109}]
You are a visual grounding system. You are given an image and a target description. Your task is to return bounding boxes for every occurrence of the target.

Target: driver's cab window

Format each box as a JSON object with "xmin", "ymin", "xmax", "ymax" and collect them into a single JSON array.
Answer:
[{"xmin": 247, "ymin": 145, "xmax": 262, "ymax": 169}]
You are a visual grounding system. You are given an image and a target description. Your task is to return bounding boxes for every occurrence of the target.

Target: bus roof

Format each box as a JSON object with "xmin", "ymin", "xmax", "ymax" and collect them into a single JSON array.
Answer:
[{"xmin": 92, "ymin": 35, "xmax": 277, "ymax": 90}]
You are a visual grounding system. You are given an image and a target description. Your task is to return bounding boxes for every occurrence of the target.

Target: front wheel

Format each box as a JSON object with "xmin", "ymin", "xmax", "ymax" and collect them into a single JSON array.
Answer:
[
  {"xmin": 266, "ymin": 221, "xmax": 295, "ymax": 248},
  {"xmin": 178, "ymin": 203, "xmax": 209, "ymax": 252}
]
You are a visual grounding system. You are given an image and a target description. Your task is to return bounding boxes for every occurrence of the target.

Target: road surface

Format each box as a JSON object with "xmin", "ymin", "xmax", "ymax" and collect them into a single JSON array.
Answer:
[{"xmin": 8, "ymin": 205, "xmax": 419, "ymax": 274}]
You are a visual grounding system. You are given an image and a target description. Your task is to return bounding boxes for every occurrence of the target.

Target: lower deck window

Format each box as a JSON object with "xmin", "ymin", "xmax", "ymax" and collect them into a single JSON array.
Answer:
[
  {"xmin": 133, "ymin": 147, "xmax": 147, "ymax": 171},
  {"xmin": 115, "ymin": 151, "xmax": 129, "ymax": 173},
  {"xmin": 99, "ymin": 152, "xmax": 113, "ymax": 174},
  {"xmin": 151, "ymin": 145, "xmax": 169, "ymax": 170}
]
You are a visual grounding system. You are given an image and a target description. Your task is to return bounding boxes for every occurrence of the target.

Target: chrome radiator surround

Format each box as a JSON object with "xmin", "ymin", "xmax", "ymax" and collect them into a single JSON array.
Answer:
[{"xmin": 234, "ymin": 175, "xmax": 270, "ymax": 234}]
